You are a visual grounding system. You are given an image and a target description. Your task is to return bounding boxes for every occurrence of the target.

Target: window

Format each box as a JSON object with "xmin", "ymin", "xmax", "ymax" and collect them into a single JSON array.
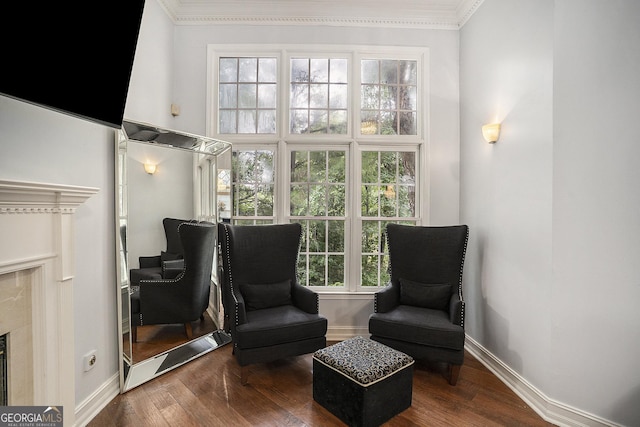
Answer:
[
  {"xmin": 210, "ymin": 46, "xmax": 426, "ymax": 291},
  {"xmin": 232, "ymin": 149, "xmax": 276, "ymax": 224},
  {"xmin": 217, "ymin": 169, "xmax": 231, "ymax": 221},
  {"xmin": 290, "ymin": 58, "xmax": 349, "ymax": 134},
  {"xmin": 219, "ymin": 57, "xmax": 277, "ymax": 134},
  {"xmin": 360, "ymin": 59, "xmax": 417, "ymax": 135},
  {"xmin": 360, "ymin": 150, "xmax": 417, "ymax": 287},
  {"xmin": 290, "ymin": 150, "xmax": 347, "ymax": 286}
]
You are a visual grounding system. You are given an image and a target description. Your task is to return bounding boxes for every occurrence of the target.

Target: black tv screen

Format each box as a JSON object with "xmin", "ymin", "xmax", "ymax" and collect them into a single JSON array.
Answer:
[{"xmin": 0, "ymin": 1, "xmax": 146, "ymax": 129}]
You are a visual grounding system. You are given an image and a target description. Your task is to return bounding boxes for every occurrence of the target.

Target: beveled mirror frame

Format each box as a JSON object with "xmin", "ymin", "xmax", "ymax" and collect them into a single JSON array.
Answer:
[{"xmin": 115, "ymin": 119, "xmax": 232, "ymax": 392}]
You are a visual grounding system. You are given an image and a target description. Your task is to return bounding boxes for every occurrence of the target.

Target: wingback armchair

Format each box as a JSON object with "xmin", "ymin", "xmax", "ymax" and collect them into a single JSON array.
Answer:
[
  {"xmin": 130, "ymin": 221, "xmax": 215, "ymax": 342},
  {"xmin": 218, "ymin": 223, "xmax": 328, "ymax": 384},
  {"xmin": 129, "ymin": 217, "xmax": 190, "ymax": 286},
  {"xmin": 368, "ymin": 223, "xmax": 469, "ymax": 385}
]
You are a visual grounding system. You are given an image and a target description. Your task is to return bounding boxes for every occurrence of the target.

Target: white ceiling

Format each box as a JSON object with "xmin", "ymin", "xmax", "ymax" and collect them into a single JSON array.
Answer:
[{"xmin": 157, "ymin": 0, "xmax": 485, "ymax": 29}]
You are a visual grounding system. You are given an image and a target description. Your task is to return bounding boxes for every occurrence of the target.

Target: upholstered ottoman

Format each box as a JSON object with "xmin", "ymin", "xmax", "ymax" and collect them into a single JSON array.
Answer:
[{"xmin": 313, "ymin": 336, "xmax": 414, "ymax": 427}]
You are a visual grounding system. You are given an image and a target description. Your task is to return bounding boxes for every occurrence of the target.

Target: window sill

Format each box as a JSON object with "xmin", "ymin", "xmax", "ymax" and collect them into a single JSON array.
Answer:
[{"xmin": 316, "ymin": 291, "xmax": 377, "ymax": 300}]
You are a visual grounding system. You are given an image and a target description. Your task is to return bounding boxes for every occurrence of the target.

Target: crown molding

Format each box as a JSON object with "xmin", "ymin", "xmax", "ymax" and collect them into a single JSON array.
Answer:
[
  {"xmin": 456, "ymin": 0, "xmax": 484, "ymax": 27},
  {"xmin": 157, "ymin": 0, "xmax": 484, "ymax": 30}
]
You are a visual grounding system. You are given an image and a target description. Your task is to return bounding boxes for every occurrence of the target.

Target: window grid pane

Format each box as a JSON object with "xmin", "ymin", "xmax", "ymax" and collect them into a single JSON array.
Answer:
[
  {"xmin": 360, "ymin": 150, "xmax": 417, "ymax": 287},
  {"xmin": 231, "ymin": 150, "xmax": 275, "ymax": 224},
  {"xmin": 360, "ymin": 59, "xmax": 417, "ymax": 135},
  {"xmin": 291, "ymin": 150, "xmax": 346, "ymax": 287},
  {"xmin": 361, "ymin": 151, "xmax": 416, "ymax": 218},
  {"xmin": 290, "ymin": 58, "xmax": 348, "ymax": 134},
  {"xmin": 219, "ymin": 57, "xmax": 277, "ymax": 134}
]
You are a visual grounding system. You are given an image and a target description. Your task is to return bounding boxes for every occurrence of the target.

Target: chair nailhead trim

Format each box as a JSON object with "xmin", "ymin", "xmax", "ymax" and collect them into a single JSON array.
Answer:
[
  {"xmin": 458, "ymin": 227, "xmax": 469, "ymax": 327},
  {"xmin": 221, "ymin": 224, "xmax": 241, "ymax": 326}
]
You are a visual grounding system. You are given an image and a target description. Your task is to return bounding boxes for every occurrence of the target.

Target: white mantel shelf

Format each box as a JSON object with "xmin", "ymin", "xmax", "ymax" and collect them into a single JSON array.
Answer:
[{"xmin": 0, "ymin": 180, "xmax": 99, "ymax": 212}]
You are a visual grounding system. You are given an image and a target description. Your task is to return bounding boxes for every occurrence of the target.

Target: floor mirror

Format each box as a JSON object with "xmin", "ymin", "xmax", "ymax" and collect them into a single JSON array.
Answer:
[{"xmin": 115, "ymin": 120, "xmax": 232, "ymax": 392}]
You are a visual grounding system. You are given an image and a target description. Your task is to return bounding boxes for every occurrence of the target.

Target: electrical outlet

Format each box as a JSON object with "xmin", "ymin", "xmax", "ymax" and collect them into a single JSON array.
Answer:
[{"xmin": 83, "ymin": 350, "xmax": 97, "ymax": 372}]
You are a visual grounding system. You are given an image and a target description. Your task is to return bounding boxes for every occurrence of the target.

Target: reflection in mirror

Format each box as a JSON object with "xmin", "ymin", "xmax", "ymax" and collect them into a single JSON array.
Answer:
[
  {"xmin": 217, "ymin": 167, "xmax": 231, "ymax": 222},
  {"xmin": 115, "ymin": 120, "xmax": 232, "ymax": 392}
]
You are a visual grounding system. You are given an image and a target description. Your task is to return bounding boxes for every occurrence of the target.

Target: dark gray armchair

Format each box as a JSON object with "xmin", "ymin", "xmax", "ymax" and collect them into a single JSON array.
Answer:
[
  {"xmin": 131, "ymin": 222, "xmax": 215, "ymax": 342},
  {"xmin": 129, "ymin": 217, "xmax": 190, "ymax": 286},
  {"xmin": 218, "ymin": 223, "xmax": 328, "ymax": 385},
  {"xmin": 368, "ymin": 223, "xmax": 469, "ymax": 385}
]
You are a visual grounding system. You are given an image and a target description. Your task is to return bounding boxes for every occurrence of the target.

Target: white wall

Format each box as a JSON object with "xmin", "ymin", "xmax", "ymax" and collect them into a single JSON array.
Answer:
[
  {"xmin": 551, "ymin": 1, "xmax": 640, "ymax": 424},
  {"xmin": 126, "ymin": 143, "xmax": 194, "ymax": 266},
  {"xmin": 0, "ymin": 95, "xmax": 119, "ymax": 410},
  {"xmin": 460, "ymin": 0, "xmax": 554, "ymax": 390},
  {"xmin": 461, "ymin": 0, "xmax": 640, "ymax": 425},
  {"xmin": 124, "ymin": 0, "xmax": 176, "ymax": 129}
]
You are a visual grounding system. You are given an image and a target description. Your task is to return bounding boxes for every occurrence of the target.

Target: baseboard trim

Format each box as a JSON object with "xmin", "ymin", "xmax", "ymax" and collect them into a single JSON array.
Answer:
[
  {"xmin": 464, "ymin": 336, "xmax": 619, "ymax": 427},
  {"xmin": 74, "ymin": 373, "xmax": 120, "ymax": 427},
  {"xmin": 327, "ymin": 326, "xmax": 369, "ymax": 342}
]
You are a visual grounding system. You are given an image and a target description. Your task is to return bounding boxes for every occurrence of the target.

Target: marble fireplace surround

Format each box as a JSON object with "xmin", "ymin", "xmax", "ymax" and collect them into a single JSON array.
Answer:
[{"xmin": 0, "ymin": 180, "xmax": 97, "ymax": 427}]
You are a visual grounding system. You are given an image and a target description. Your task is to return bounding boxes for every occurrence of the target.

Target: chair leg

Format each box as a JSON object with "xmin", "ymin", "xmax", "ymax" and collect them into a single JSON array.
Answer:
[
  {"xmin": 240, "ymin": 366, "xmax": 249, "ymax": 386},
  {"xmin": 184, "ymin": 322, "xmax": 193, "ymax": 339},
  {"xmin": 448, "ymin": 364, "xmax": 461, "ymax": 386},
  {"xmin": 224, "ymin": 316, "xmax": 230, "ymax": 333}
]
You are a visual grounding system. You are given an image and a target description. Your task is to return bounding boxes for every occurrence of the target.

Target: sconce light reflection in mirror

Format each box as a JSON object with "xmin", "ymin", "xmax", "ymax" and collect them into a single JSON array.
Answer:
[{"xmin": 143, "ymin": 162, "xmax": 157, "ymax": 175}]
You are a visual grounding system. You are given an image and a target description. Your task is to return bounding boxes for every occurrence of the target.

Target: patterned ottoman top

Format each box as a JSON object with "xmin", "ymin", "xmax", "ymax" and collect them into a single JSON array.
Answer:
[{"xmin": 313, "ymin": 336, "xmax": 414, "ymax": 387}]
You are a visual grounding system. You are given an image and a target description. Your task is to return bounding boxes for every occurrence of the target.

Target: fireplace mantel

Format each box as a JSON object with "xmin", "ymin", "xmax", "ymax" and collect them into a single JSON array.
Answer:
[
  {"xmin": 0, "ymin": 179, "xmax": 98, "ymax": 213},
  {"xmin": 0, "ymin": 179, "xmax": 98, "ymax": 427}
]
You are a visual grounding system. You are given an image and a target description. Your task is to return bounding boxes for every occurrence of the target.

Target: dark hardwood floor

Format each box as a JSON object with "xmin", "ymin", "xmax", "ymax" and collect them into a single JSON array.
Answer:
[
  {"xmin": 90, "ymin": 341, "xmax": 553, "ymax": 426},
  {"xmin": 126, "ymin": 314, "xmax": 217, "ymax": 363}
]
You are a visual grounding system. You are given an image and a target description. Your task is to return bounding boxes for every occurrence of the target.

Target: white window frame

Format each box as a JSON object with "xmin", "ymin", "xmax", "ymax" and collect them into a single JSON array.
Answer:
[
  {"xmin": 231, "ymin": 144, "xmax": 279, "ymax": 224},
  {"xmin": 354, "ymin": 50, "xmax": 427, "ymax": 142},
  {"xmin": 285, "ymin": 50, "xmax": 353, "ymax": 139},
  {"xmin": 207, "ymin": 44, "xmax": 429, "ymax": 293},
  {"xmin": 354, "ymin": 143, "xmax": 422, "ymax": 291},
  {"xmin": 285, "ymin": 143, "xmax": 350, "ymax": 290},
  {"xmin": 207, "ymin": 47, "xmax": 284, "ymax": 141}
]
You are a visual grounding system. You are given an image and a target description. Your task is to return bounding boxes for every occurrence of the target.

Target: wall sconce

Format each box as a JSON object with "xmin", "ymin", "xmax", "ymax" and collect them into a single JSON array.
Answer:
[
  {"xmin": 482, "ymin": 123, "xmax": 501, "ymax": 144},
  {"xmin": 143, "ymin": 162, "xmax": 157, "ymax": 175}
]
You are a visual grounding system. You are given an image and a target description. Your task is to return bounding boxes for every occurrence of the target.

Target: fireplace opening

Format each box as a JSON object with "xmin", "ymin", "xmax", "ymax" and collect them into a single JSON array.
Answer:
[{"xmin": 0, "ymin": 334, "xmax": 7, "ymax": 405}]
